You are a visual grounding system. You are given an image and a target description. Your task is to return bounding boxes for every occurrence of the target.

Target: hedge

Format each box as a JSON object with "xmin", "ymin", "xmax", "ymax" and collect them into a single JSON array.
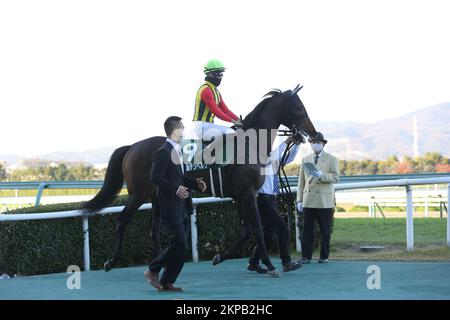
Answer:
[{"xmin": 0, "ymin": 194, "xmax": 331, "ymax": 276}]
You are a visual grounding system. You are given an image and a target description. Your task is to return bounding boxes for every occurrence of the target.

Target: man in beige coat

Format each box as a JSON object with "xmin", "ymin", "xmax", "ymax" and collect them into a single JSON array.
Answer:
[{"xmin": 296, "ymin": 132, "xmax": 339, "ymax": 263}]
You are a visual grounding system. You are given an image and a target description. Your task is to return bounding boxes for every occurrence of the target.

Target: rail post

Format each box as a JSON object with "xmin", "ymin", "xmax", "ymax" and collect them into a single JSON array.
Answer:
[
  {"xmin": 82, "ymin": 216, "xmax": 91, "ymax": 271},
  {"xmin": 406, "ymin": 185, "xmax": 414, "ymax": 251},
  {"xmin": 191, "ymin": 205, "xmax": 199, "ymax": 262},
  {"xmin": 369, "ymin": 197, "xmax": 375, "ymax": 218},
  {"xmin": 35, "ymin": 182, "xmax": 49, "ymax": 207}
]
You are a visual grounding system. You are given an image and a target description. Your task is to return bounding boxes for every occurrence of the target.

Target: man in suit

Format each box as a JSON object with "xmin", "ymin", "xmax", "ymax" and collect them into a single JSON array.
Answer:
[
  {"xmin": 144, "ymin": 116, "xmax": 207, "ymax": 292},
  {"xmin": 296, "ymin": 132, "xmax": 339, "ymax": 264}
]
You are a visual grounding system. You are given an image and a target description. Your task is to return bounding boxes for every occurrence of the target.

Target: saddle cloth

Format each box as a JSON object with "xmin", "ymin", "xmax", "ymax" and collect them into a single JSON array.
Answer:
[{"xmin": 181, "ymin": 137, "xmax": 234, "ymax": 171}]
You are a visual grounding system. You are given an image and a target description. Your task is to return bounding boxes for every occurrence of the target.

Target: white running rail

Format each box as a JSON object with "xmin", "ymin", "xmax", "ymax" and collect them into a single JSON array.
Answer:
[{"xmin": 1, "ymin": 177, "xmax": 449, "ymax": 271}]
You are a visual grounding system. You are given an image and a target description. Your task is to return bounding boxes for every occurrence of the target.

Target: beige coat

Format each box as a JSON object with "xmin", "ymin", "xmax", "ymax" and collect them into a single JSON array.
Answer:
[{"xmin": 296, "ymin": 151, "xmax": 340, "ymax": 209}]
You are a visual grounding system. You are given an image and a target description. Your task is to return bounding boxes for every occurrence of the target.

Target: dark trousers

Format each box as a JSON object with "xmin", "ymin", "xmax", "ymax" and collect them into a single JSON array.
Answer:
[
  {"xmin": 249, "ymin": 194, "xmax": 291, "ymax": 265},
  {"xmin": 301, "ymin": 208, "xmax": 333, "ymax": 260},
  {"xmin": 149, "ymin": 217, "xmax": 189, "ymax": 285}
]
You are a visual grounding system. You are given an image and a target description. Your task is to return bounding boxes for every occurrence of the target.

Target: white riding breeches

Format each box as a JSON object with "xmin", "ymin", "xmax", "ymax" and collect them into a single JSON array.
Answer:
[{"xmin": 193, "ymin": 121, "xmax": 235, "ymax": 140}]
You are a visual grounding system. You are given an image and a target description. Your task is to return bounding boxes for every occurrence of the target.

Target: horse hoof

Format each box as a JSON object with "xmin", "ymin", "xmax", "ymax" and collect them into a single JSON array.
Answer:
[
  {"xmin": 104, "ymin": 260, "xmax": 112, "ymax": 272},
  {"xmin": 212, "ymin": 254, "xmax": 222, "ymax": 266},
  {"xmin": 267, "ymin": 269, "xmax": 280, "ymax": 278}
]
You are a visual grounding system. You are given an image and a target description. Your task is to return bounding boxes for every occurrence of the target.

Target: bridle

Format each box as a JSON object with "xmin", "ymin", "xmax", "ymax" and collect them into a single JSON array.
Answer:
[{"xmin": 276, "ymin": 124, "xmax": 308, "ymax": 233}]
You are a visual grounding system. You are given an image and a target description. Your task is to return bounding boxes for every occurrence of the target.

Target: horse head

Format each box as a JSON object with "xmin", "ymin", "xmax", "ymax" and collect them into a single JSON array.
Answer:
[
  {"xmin": 276, "ymin": 84, "xmax": 317, "ymax": 143},
  {"xmin": 241, "ymin": 85, "xmax": 317, "ymax": 145}
]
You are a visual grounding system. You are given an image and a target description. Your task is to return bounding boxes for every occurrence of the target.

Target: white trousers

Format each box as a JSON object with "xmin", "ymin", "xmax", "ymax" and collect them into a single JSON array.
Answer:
[{"xmin": 193, "ymin": 121, "xmax": 235, "ymax": 140}]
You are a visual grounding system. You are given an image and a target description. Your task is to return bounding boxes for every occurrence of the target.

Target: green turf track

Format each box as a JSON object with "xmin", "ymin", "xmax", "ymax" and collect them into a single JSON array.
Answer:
[{"xmin": 1, "ymin": 258, "xmax": 449, "ymax": 300}]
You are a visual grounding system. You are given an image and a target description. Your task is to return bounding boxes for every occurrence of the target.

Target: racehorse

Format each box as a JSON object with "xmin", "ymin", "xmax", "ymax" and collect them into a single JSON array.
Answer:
[{"xmin": 81, "ymin": 84, "xmax": 317, "ymax": 277}]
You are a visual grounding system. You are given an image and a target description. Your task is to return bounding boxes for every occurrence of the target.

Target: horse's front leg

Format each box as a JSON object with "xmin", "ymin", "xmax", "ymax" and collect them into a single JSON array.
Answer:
[{"xmin": 247, "ymin": 196, "xmax": 279, "ymax": 277}]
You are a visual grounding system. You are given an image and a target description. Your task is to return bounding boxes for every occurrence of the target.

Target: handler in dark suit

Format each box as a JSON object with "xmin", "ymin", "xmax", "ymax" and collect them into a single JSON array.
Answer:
[{"xmin": 145, "ymin": 116, "xmax": 206, "ymax": 292}]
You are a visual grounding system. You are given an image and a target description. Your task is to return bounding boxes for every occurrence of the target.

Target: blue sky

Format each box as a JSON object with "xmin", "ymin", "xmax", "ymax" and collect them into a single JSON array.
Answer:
[{"xmin": 1, "ymin": 0, "xmax": 450, "ymax": 156}]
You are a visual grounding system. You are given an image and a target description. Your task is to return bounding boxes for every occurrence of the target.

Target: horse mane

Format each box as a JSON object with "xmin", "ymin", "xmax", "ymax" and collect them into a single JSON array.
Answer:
[{"xmin": 242, "ymin": 89, "xmax": 284, "ymax": 128}]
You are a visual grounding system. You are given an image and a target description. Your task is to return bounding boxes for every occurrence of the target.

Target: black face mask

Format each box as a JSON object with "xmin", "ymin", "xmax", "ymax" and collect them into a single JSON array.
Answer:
[{"xmin": 205, "ymin": 76, "xmax": 222, "ymax": 87}]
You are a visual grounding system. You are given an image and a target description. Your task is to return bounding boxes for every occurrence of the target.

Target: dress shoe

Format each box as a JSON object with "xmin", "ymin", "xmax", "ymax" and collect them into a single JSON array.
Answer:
[
  {"xmin": 282, "ymin": 261, "xmax": 303, "ymax": 273},
  {"xmin": 298, "ymin": 258, "xmax": 311, "ymax": 264},
  {"xmin": 247, "ymin": 263, "xmax": 268, "ymax": 274},
  {"xmin": 144, "ymin": 270, "xmax": 162, "ymax": 290},
  {"xmin": 267, "ymin": 269, "xmax": 280, "ymax": 278},
  {"xmin": 161, "ymin": 282, "xmax": 184, "ymax": 292}
]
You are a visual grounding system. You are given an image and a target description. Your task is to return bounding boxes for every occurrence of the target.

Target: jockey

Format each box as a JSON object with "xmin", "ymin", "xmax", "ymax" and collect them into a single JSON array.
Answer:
[{"xmin": 193, "ymin": 59, "xmax": 243, "ymax": 141}]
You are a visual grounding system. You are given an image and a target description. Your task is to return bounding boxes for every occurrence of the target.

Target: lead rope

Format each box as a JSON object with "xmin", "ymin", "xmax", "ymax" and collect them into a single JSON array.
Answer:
[{"xmin": 277, "ymin": 135, "xmax": 297, "ymax": 234}]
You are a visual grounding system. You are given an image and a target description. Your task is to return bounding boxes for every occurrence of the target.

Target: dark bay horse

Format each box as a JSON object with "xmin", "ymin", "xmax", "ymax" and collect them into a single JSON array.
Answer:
[{"xmin": 81, "ymin": 84, "xmax": 317, "ymax": 277}]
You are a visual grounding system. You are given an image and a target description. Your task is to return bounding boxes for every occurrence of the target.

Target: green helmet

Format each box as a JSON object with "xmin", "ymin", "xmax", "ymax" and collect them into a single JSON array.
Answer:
[{"xmin": 204, "ymin": 59, "xmax": 226, "ymax": 74}]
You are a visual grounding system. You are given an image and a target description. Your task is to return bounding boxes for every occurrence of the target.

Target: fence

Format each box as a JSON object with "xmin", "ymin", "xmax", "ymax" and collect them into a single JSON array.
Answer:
[
  {"xmin": 355, "ymin": 195, "xmax": 447, "ymax": 218},
  {"xmin": 1, "ymin": 173, "xmax": 450, "ymax": 207},
  {"xmin": 0, "ymin": 176, "xmax": 449, "ymax": 272},
  {"xmin": 335, "ymin": 186, "xmax": 447, "ymax": 217}
]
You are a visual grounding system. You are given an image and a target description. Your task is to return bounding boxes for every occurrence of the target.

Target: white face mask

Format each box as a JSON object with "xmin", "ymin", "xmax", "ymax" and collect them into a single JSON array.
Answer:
[{"xmin": 311, "ymin": 143, "xmax": 323, "ymax": 153}]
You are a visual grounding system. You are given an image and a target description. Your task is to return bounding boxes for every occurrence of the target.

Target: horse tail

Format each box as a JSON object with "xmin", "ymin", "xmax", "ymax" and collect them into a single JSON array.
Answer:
[{"xmin": 81, "ymin": 145, "xmax": 131, "ymax": 214}]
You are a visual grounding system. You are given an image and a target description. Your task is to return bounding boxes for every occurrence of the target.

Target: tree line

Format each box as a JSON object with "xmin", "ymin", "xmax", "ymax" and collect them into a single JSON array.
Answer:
[
  {"xmin": 0, "ymin": 152, "xmax": 449, "ymax": 182},
  {"xmin": 284, "ymin": 152, "xmax": 450, "ymax": 176},
  {"xmin": 0, "ymin": 161, "xmax": 106, "ymax": 182}
]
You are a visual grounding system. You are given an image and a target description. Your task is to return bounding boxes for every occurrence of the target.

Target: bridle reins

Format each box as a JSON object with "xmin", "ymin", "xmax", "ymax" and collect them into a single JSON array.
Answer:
[{"xmin": 276, "ymin": 125, "xmax": 306, "ymax": 233}]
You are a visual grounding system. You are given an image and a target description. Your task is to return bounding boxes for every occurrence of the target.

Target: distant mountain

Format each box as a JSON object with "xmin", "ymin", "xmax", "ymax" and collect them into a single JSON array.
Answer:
[
  {"xmin": 33, "ymin": 147, "xmax": 115, "ymax": 165},
  {"xmin": 316, "ymin": 103, "xmax": 450, "ymax": 160},
  {"xmin": 0, "ymin": 147, "xmax": 115, "ymax": 168},
  {"xmin": 0, "ymin": 154, "xmax": 24, "ymax": 165},
  {"xmin": 1, "ymin": 103, "xmax": 449, "ymax": 165}
]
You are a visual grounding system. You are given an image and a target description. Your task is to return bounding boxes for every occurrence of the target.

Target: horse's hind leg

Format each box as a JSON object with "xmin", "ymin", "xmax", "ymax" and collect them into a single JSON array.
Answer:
[
  {"xmin": 149, "ymin": 193, "xmax": 161, "ymax": 258},
  {"xmin": 104, "ymin": 195, "xmax": 143, "ymax": 272},
  {"xmin": 212, "ymin": 201, "xmax": 252, "ymax": 265},
  {"xmin": 213, "ymin": 221, "xmax": 251, "ymax": 265}
]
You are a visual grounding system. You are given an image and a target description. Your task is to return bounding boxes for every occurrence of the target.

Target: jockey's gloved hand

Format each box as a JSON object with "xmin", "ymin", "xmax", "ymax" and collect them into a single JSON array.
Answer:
[{"xmin": 231, "ymin": 118, "xmax": 244, "ymax": 128}]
